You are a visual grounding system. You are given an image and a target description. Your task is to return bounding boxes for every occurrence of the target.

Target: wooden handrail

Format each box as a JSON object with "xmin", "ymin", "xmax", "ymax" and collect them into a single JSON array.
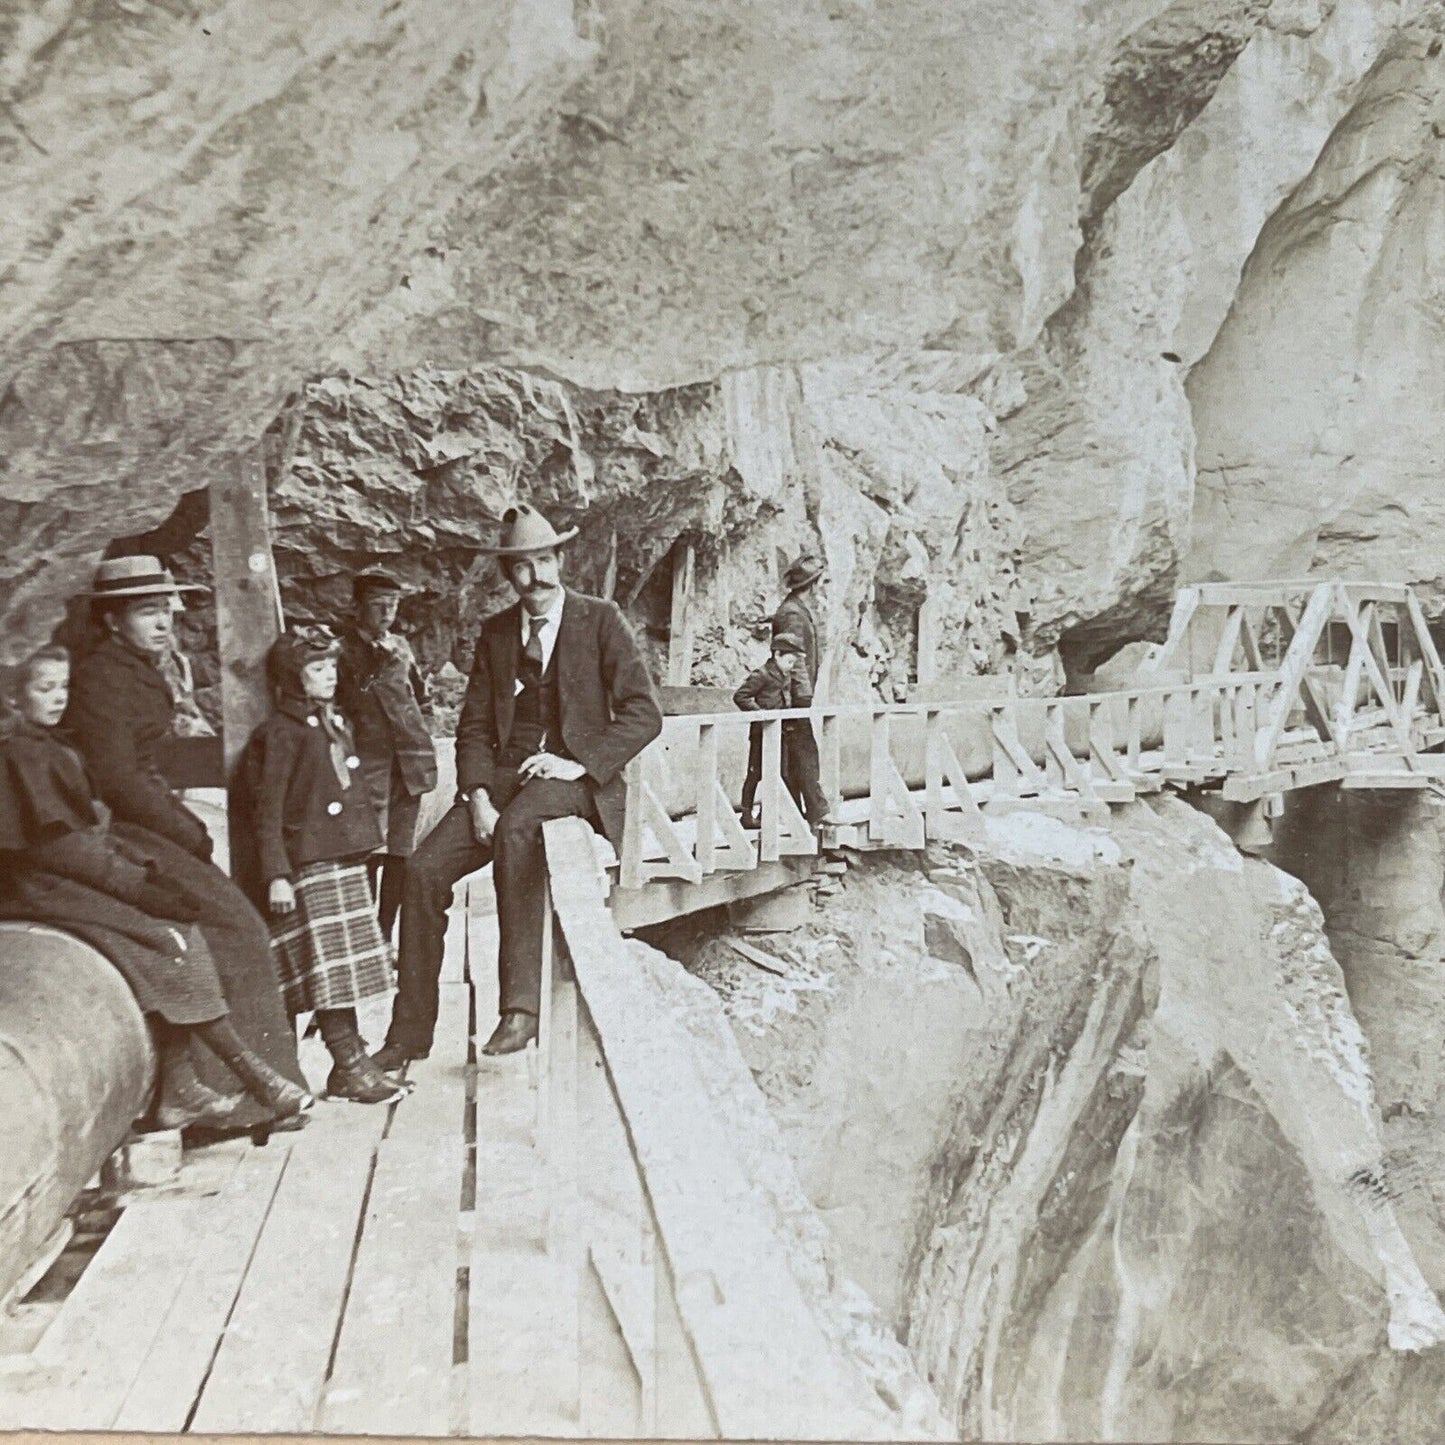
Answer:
[{"xmin": 541, "ymin": 817, "xmax": 913, "ymax": 1440}]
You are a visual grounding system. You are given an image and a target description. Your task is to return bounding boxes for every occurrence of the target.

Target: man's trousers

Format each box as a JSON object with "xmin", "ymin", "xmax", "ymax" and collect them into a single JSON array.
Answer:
[
  {"xmin": 384, "ymin": 771, "xmax": 597, "ymax": 1053},
  {"xmin": 739, "ymin": 718, "xmax": 830, "ymax": 824}
]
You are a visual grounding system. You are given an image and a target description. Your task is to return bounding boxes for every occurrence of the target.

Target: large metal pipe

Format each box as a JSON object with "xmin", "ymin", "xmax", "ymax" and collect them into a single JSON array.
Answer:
[{"xmin": 0, "ymin": 924, "xmax": 154, "ymax": 1303}]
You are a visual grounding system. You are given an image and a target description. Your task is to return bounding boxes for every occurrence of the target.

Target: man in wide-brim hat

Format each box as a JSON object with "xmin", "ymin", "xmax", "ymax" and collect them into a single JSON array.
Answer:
[
  {"xmin": 336, "ymin": 567, "xmax": 438, "ymax": 940},
  {"xmin": 374, "ymin": 503, "xmax": 661, "ymax": 1065},
  {"xmin": 773, "ymin": 549, "xmax": 825, "ymax": 691}
]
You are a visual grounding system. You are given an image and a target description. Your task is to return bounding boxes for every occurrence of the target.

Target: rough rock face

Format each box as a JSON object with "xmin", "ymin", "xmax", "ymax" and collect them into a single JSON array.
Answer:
[
  {"xmin": 669, "ymin": 799, "xmax": 1445, "ymax": 1441},
  {"xmin": 999, "ymin": 0, "xmax": 1409, "ymax": 669},
  {"xmin": 1187, "ymin": 12, "xmax": 1445, "ymax": 606},
  {"xmin": 257, "ymin": 359, "xmax": 1032, "ymax": 702},
  {"xmin": 5, "ymin": 0, "xmax": 1436, "ymax": 676}
]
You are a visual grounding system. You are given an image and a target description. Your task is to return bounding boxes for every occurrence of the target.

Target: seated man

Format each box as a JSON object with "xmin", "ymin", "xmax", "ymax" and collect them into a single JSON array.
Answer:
[{"xmin": 374, "ymin": 505, "xmax": 662, "ymax": 1063}]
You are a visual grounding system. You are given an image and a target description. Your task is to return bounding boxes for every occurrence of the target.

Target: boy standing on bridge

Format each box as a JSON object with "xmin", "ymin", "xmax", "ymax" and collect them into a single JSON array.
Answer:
[{"xmin": 734, "ymin": 632, "xmax": 836, "ymax": 831}]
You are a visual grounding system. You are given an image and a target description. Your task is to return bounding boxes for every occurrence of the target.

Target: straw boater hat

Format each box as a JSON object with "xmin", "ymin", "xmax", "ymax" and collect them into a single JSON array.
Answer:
[
  {"xmin": 84, "ymin": 556, "xmax": 207, "ymax": 606},
  {"xmin": 481, "ymin": 504, "xmax": 579, "ymax": 556}
]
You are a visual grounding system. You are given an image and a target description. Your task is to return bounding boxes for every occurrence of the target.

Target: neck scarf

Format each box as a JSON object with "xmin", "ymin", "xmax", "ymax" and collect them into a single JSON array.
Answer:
[{"xmin": 316, "ymin": 702, "xmax": 353, "ymax": 791}]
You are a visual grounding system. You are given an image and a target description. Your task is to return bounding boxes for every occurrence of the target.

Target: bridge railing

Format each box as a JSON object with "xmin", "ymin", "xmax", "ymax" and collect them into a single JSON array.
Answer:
[
  {"xmin": 615, "ymin": 581, "xmax": 1445, "ymax": 891},
  {"xmin": 537, "ymin": 816, "xmax": 914, "ymax": 1441},
  {"xmin": 616, "ymin": 672, "xmax": 1306, "ymax": 890}
]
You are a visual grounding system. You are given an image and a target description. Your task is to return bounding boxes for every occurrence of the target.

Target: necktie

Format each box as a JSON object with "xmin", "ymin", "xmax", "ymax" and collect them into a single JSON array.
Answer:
[{"xmin": 524, "ymin": 615, "xmax": 546, "ymax": 669}]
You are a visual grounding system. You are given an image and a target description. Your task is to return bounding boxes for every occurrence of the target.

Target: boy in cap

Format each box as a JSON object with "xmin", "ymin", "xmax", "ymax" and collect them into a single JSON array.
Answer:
[
  {"xmin": 733, "ymin": 631, "xmax": 836, "ymax": 830},
  {"xmin": 336, "ymin": 570, "xmax": 438, "ymax": 939}
]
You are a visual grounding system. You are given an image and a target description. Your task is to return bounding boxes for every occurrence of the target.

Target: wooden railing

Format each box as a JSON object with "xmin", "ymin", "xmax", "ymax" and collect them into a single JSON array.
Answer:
[
  {"xmin": 614, "ymin": 580, "xmax": 1445, "ymax": 899},
  {"xmin": 537, "ymin": 817, "xmax": 917, "ymax": 1441}
]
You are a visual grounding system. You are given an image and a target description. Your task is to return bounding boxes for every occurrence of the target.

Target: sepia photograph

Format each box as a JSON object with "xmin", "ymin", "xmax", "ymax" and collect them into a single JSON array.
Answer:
[{"xmin": 0, "ymin": 0, "xmax": 1443, "ymax": 1440}]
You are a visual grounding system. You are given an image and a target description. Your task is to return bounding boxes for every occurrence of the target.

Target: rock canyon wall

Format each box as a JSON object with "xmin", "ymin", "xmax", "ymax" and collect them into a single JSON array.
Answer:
[
  {"xmin": 8, "ymin": 3, "xmax": 1445, "ymax": 1439},
  {"xmin": 664, "ymin": 800, "xmax": 1445, "ymax": 1441},
  {"xmin": 5, "ymin": 0, "xmax": 1445, "ymax": 682}
]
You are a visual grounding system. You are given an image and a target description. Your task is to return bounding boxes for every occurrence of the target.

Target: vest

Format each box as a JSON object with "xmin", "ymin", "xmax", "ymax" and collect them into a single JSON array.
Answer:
[{"xmin": 499, "ymin": 649, "xmax": 573, "ymax": 769}]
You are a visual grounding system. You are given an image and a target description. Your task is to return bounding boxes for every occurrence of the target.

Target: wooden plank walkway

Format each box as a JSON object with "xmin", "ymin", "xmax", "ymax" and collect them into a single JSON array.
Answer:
[{"xmin": 0, "ymin": 871, "xmax": 575, "ymax": 1437}]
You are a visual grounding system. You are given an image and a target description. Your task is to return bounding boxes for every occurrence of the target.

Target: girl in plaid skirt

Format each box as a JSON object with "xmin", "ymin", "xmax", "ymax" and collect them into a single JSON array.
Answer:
[{"xmin": 257, "ymin": 627, "xmax": 403, "ymax": 1105}]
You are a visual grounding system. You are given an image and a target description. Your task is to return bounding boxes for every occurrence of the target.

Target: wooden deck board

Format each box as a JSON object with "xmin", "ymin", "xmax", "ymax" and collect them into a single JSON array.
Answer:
[
  {"xmin": 0, "ymin": 1196, "xmax": 213, "ymax": 1430},
  {"xmin": 467, "ymin": 1247, "xmax": 579, "ymax": 1438},
  {"xmin": 111, "ymin": 1146, "xmax": 290, "ymax": 1433},
  {"xmin": 187, "ymin": 1105, "xmax": 387, "ymax": 1434},
  {"xmin": 387, "ymin": 981, "xmax": 471, "ymax": 1143},
  {"xmin": 320, "ymin": 1133, "xmax": 465, "ymax": 1436}
]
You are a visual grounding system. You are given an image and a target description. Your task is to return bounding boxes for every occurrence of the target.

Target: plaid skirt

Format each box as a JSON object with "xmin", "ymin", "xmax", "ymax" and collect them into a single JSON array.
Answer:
[{"xmin": 268, "ymin": 859, "xmax": 394, "ymax": 1014}]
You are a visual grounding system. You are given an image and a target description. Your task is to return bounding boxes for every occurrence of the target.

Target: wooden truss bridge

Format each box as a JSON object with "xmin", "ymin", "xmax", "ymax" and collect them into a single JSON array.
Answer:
[
  {"xmin": 0, "ymin": 577, "xmax": 1441, "ymax": 1439},
  {"xmin": 608, "ymin": 578, "xmax": 1445, "ymax": 927}
]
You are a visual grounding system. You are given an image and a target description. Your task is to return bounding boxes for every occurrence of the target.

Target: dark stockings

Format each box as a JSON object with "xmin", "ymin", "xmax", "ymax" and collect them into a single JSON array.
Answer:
[{"xmin": 315, "ymin": 1006, "xmax": 364, "ymax": 1065}]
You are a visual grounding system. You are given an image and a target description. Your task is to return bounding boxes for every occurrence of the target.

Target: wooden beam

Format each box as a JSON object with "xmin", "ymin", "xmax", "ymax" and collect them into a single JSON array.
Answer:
[
  {"xmin": 211, "ymin": 448, "xmax": 283, "ymax": 774},
  {"xmin": 666, "ymin": 539, "xmax": 696, "ymax": 688},
  {"xmin": 1154, "ymin": 585, "xmax": 1200, "ymax": 673},
  {"xmin": 1254, "ymin": 581, "xmax": 1333, "ymax": 769},
  {"xmin": 916, "ymin": 595, "xmax": 939, "ymax": 685},
  {"xmin": 608, "ymin": 858, "xmax": 815, "ymax": 933}
]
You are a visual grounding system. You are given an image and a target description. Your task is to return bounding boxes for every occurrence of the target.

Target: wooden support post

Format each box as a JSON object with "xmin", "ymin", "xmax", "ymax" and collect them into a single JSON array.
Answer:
[
  {"xmin": 925, "ymin": 710, "xmax": 984, "ymax": 834},
  {"xmin": 819, "ymin": 712, "xmax": 841, "ymax": 804},
  {"xmin": 1256, "ymin": 581, "xmax": 1333, "ymax": 768},
  {"xmin": 1162, "ymin": 689, "xmax": 1189, "ymax": 765},
  {"xmin": 760, "ymin": 720, "xmax": 783, "ymax": 864},
  {"xmin": 619, "ymin": 756, "xmax": 646, "ymax": 891},
  {"xmin": 916, "ymin": 595, "xmax": 939, "ymax": 686},
  {"xmin": 638, "ymin": 751, "xmax": 703, "ymax": 885},
  {"xmin": 666, "ymin": 539, "xmax": 696, "ymax": 688},
  {"xmin": 211, "ymin": 449, "xmax": 283, "ymax": 773},
  {"xmin": 696, "ymin": 724, "xmax": 718, "ymax": 877},
  {"xmin": 544, "ymin": 908, "xmax": 580, "ymax": 1263},
  {"xmin": 577, "ymin": 1022, "xmax": 656, "ymax": 1438},
  {"xmin": 868, "ymin": 711, "xmax": 925, "ymax": 848},
  {"xmin": 1212, "ymin": 606, "xmax": 1245, "ymax": 675},
  {"xmin": 1155, "ymin": 585, "xmax": 1201, "ymax": 675}
]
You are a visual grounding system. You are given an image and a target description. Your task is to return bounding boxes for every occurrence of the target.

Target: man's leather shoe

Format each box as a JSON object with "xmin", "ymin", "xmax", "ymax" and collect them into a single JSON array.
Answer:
[
  {"xmin": 481, "ymin": 1011, "xmax": 538, "ymax": 1056},
  {"xmin": 371, "ymin": 1041, "xmax": 429, "ymax": 1073}
]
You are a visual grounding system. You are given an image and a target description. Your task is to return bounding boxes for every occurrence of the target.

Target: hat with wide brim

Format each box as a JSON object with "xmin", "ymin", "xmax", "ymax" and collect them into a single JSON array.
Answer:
[
  {"xmin": 783, "ymin": 552, "xmax": 825, "ymax": 590},
  {"xmin": 83, "ymin": 555, "xmax": 208, "ymax": 602},
  {"xmin": 771, "ymin": 632, "xmax": 807, "ymax": 656},
  {"xmin": 480, "ymin": 504, "xmax": 579, "ymax": 557}
]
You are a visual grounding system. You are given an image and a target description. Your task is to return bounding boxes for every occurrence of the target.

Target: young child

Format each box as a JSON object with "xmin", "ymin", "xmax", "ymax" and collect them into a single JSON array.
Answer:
[
  {"xmin": 0, "ymin": 646, "xmax": 311, "ymax": 1132},
  {"xmin": 733, "ymin": 632, "xmax": 836, "ymax": 830},
  {"xmin": 256, "ymin": 626, "xmax": 403, "ymax": 1105}
]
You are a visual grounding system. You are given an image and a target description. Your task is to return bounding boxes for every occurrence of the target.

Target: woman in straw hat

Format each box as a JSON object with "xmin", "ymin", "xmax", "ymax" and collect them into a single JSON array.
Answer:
[{"xmin": 63, "ymin": 556, "xmax": 312, "ymax": 1132}]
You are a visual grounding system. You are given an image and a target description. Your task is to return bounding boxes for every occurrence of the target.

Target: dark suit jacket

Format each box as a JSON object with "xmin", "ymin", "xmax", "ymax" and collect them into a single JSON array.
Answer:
[
  {"xmin": 771, "ymin": 593, "xmax": 820, "ymax": 689},
  {"xmin": 733, "ymin": 658, "xmax": 813, "ymax": 712},
  {"xmin": 336, "ymin": 627, "xmax": 438, "ymax": 797},
  {"xmin": 64, "ymin": 636, "xmax": 211, "ymax": 860},
  {"xmin": 455, "ymin": 590, "xmax": 662, "ymax": 847}
]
